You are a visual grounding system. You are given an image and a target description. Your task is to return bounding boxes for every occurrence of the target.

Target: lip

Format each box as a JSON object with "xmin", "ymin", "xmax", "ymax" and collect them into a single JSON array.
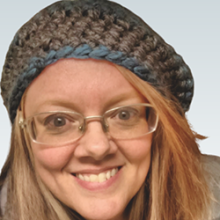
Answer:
[
  {"xmin": 72, "ymin": 166, "xmax": 122, "ymax": 191},
  {"xmin": 72, "ymin": 165, "xmax": 122, "ymax": 175}
]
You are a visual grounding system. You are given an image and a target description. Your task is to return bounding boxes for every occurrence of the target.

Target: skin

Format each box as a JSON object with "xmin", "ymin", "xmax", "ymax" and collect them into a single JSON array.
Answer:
[{"xmin": 24, "ymin": 59, "xmax": 152, "ymax": 220}]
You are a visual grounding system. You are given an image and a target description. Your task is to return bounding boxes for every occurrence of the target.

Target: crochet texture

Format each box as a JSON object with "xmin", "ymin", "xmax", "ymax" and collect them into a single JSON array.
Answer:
[{"xmin": 0, "ymin": 0, "xmax": 194, "ymax": 122}]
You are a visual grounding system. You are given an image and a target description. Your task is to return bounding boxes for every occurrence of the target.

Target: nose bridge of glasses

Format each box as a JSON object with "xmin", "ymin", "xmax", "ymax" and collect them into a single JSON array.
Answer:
[
  {"xmin": 84, "ymin": 115, "xmax": 103, "ymax": 121},
  {"xmin": 83, "ymin": 115, "xmax": 109, "ymax": 132}
]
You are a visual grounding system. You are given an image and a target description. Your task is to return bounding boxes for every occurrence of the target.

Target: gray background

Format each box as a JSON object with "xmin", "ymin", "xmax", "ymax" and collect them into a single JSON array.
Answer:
[{"xmin": 0, "ymin": 0, "xmax": 219, "ymax": 170}]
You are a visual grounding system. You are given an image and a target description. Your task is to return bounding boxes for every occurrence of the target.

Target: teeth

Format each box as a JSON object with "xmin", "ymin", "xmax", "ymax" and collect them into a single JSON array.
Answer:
[
  {"xmin": 98, "ymin": 173, "xmax": 106, "ymax": 183},
  {"xmin": 106, "ymin": 170, "xmax": 111, "ymax": 180},
  {"xmin": 76, "ymin": 167, "xmax": 119, "ymax": 183},
  {"xmin": 78, "ymin": 174, "xmax": 85, "ymax": 181},
  {"xmin": 111, "ymin": 168, "xmax": 116, "ymax": 177},
  {"xmin": 90, "ymin": 174, "xmax": 98, "ymax": 182},
  {"xmin": 84, "ymin": 175, "xmax": 90, "ymax": 182}
]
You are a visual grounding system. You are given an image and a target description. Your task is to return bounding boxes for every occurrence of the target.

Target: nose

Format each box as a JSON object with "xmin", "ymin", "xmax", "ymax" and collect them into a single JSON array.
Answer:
[{"xmin": 74, "ymin": 120, "xmax": 117, "ymax": 161}]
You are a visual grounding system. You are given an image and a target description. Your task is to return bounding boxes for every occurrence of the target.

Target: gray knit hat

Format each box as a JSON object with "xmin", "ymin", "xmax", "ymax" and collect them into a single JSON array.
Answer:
[{"xmin": 1, "ymin": 0, "xmax": 194, "ymax": 123}]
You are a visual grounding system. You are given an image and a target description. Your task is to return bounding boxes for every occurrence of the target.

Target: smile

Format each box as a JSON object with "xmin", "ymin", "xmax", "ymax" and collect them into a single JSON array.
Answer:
[{"xmin": 74, "ymin": 167, "xmax": 120, "ymax": 183}]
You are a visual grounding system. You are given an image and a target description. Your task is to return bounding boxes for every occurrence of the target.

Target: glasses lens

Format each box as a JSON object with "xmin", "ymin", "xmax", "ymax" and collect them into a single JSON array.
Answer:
[
  {"xmin": 26, "ymin": 104, "xmax": 158, "ymax": 145},
  {"xmin": 27, "ymin": 112, "xmax": 84, "ymax": 146},
  {"xmin": 104, "ymin": 104, "xmax": 158, "ymax": 139}
]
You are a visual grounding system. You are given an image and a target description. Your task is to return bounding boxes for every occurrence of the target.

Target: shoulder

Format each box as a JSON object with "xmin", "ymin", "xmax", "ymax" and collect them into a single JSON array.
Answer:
[{"xmin": 201, "ymin": 154, "xmax": 220, "ymax": 220}]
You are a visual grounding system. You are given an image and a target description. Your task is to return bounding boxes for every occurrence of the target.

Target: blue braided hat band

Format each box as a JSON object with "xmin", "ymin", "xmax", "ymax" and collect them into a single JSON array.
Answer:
[{"xmin": 9, "ymin": 44, "xmax": 157, "ymax": 122}]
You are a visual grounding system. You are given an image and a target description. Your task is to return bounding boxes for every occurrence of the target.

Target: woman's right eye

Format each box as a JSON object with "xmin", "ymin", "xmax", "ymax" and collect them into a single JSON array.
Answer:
[
  {"xmin": 44, "ymin": 115, "xmax": 69, "ymax": 129},
  {"xmin": 35, "ymin": 112, "xmax": 81, "ymax": 135},
  {"xmin": 51, "ymin": 117, "xmax": 66, "ymax": 127}
]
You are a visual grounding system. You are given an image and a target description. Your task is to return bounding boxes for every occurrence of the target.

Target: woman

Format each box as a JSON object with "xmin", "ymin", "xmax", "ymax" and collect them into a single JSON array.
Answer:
[{"xmin": 0, "ymin": 0, "xmax": 219, "ymax": 219}]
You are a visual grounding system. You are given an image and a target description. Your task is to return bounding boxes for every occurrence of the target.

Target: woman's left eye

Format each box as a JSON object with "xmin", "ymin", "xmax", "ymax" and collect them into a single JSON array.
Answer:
[
  {"xmin": 118, "ymin": 110, "xmax": 131, "ymax": 120},
  {"xmin": 113, "ymin": 108, "xmax": 138, "ymax": 121}
]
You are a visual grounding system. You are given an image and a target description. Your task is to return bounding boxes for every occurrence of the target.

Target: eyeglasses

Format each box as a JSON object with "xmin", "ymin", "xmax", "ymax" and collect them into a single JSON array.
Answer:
[{"xmin": 19, "ymin": 103, "xmax": 158, "ymax": 146}]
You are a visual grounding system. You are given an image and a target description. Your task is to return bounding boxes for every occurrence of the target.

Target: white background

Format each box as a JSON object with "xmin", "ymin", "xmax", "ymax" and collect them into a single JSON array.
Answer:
[{"xmin": 0, "ymin": 0, "xmax": 219, "ymax": 170}]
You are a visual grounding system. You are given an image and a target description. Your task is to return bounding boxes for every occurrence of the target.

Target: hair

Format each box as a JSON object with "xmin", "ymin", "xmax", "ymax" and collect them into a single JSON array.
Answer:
[
  {"xmin": 117, "ymin": 66, "xmax": 212, "ymax": 220},
  {"xmin": 0, "ymin": 64, "xmax": 212, "ymax": 220}
]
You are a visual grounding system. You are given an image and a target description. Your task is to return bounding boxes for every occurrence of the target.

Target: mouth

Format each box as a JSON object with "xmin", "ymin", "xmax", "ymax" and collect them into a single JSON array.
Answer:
[{"xmin": 72, "ymin": 167, "xmax": 121, "ymax": 183}]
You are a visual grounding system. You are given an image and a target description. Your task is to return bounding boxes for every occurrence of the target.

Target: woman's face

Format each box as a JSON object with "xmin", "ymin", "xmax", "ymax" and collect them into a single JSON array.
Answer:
[{"xmin": 25, "ymin": 59, "xmax": 152, "ymax": 220}]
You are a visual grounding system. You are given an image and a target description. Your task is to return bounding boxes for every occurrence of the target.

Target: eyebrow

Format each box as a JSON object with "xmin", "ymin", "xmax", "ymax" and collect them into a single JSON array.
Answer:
[
  {"xmin": 34, "ymin": 90, "xmax": 145, "ymax": 113},
  {"xmin": 35, "ymin": 99, "xmax": 82, "ymax": 113},
  {"xmin": 103, "ymin": 91, "xmax": 146, "ymax": 109}
]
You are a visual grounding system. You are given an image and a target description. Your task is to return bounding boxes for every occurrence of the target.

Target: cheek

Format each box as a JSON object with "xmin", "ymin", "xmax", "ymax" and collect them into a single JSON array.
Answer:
[
  {"xmin": 32, "ymin": 144, "xmax": 76, "ymax": 171},
  {"xmin": 118, "ymin": 134, "xmax": 152, "ymax": 163},
  {"xmin": 118, "ymin": 135, "xmax": 152, "ymax": 187}
]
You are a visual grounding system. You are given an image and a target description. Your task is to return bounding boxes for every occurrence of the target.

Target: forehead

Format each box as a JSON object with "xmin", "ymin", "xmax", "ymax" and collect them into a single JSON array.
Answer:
[{"xmin": 24, "ymin": 58, "xmax": 145, "ymax": 115}]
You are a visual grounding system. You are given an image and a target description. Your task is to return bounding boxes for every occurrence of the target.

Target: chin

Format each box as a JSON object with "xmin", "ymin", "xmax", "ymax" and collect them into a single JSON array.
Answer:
[
  {"xmin": 70, "ymin": 200, "xmax": 126, "ymax": 220},
  {"xmin": 79, "ymin": 211, "xmax": 124, "ymax": 220}
]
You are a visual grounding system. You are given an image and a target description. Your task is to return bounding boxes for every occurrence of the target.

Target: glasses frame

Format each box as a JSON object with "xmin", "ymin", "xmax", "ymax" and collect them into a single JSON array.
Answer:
[{"xmin": 19, "ymin": 103, "xmax": 159, "ymax": 146}]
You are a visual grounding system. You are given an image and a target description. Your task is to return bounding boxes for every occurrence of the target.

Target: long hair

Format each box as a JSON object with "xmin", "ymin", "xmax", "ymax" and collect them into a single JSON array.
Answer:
[
  {"xmin": 117, "ymin": 65, "xmax": 212, "ymax": 220},
  {"xmin": 0, "ymin": 65, "xmax": 212, "ymax": 220},
  {"xmin": 0, "ymin": 98, "xmax": 82, "ymax": 220}
]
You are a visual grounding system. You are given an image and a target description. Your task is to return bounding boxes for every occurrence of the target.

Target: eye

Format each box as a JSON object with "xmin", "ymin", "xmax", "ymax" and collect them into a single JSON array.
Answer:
[
  {"xmin": 44, "ymin": 114, "xmax": 71, "ymax": 129},
  {"xmin": 118, "ymin": 110, "xmax": 131, "ymax": 120},
  {"xmin": 111, "ymin": 107, "xmax": 138, "ymax": 121},
  {"xmin": 52, "ymin": 117, "xmax": 66, "ymax": 127}
]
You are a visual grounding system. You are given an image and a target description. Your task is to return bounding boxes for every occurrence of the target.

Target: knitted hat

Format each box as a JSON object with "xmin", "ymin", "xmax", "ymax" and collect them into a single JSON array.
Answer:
[{"xmin": 0, "ymin": 0, "xmax": 194, "ymax": 123}]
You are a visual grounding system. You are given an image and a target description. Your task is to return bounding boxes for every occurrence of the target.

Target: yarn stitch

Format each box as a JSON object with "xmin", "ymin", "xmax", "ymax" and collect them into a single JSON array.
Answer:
[
  {"xmin": 9, "ymin": 44, "xmax": 157, "ymax": 122},
  {"xmin": 0, "ymin": 0, "xmax": 194, "ymax": 123}
]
